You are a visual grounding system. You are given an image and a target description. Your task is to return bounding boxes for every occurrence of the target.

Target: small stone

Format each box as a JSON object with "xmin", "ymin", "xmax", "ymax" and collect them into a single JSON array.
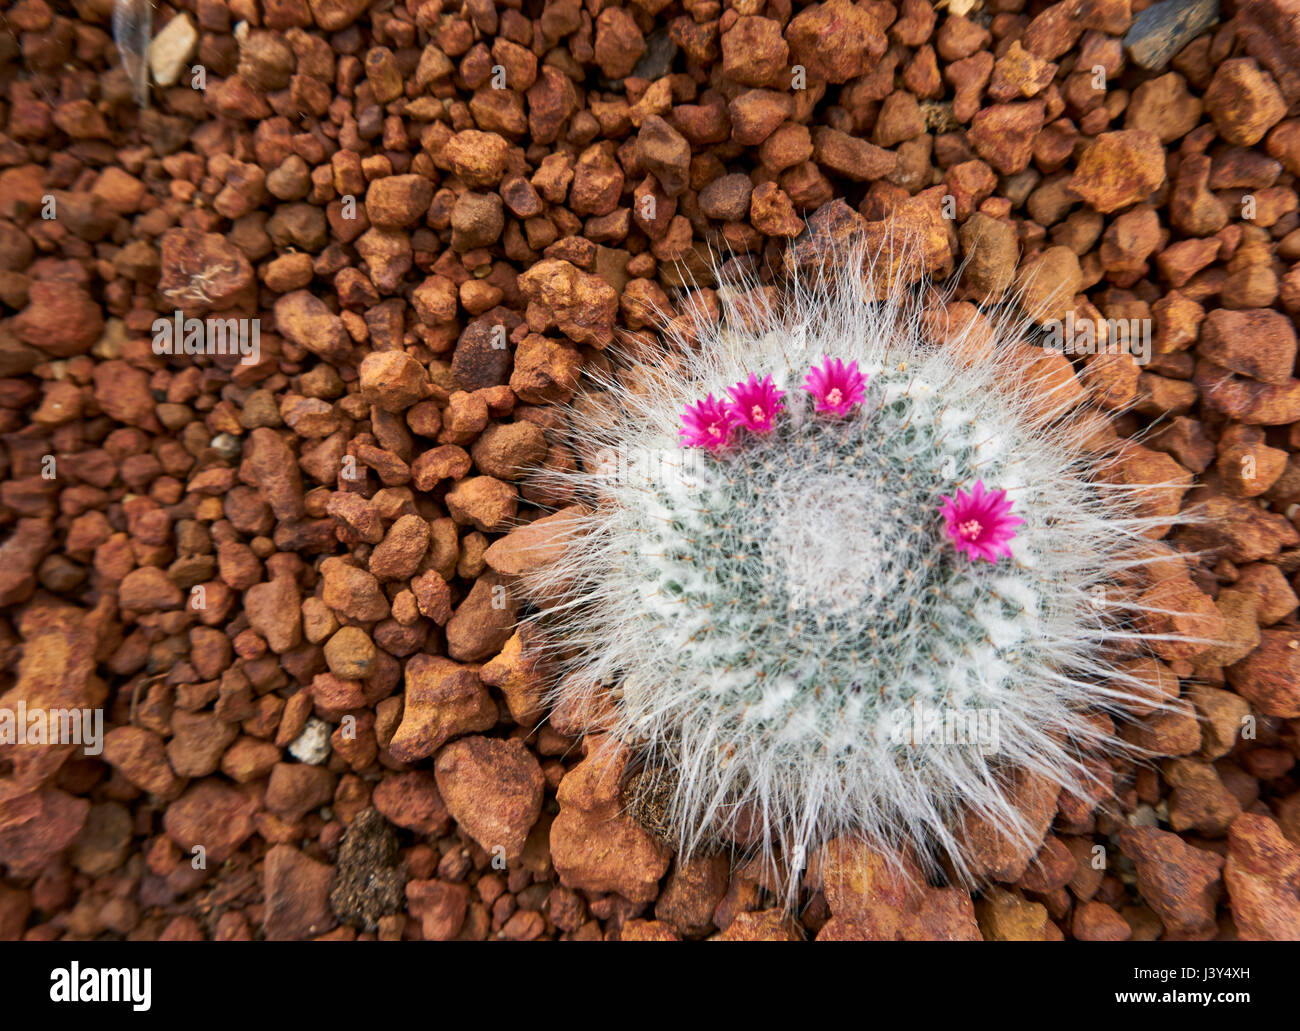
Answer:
[
  {"xmin": 118, "ymin": 566, "xmax": 182, "ymax": 613},
  {"xmin": 372, "ymin": 772, "xmax": 449, "ymax": 837},
  {"xmin": 518, "ymin": 260, "xmax": 618, "ymax": 347},
  {"xmin": 968, "ymin": 102, "xmax": 1046, "ymax": 175},
  {"xmin": 14, "ymin": 280, "xmax": 103, "ymax": 358},
  {"xmin": 636, "ymin": 115, "xmax": 691, "ymax": 198},
  {"xmin": 274, "ymin": 290, "xmax": 350, "ymax": 362},
  {"xmin": 445, "ymin": 573, "xmax": 518, "ymax": 662},
  {"xmin": 434, "ymin": 736, "xmax": 544, "ymax": 861},
  {"xmin": 1069, "ymin": 130, "xmax": 1167, "ymax": 213},
  {"xmin": 149, "ymin": 13, "xmax": 199, "ymax": 88},
  {"xmin": 1205, "ymin": 58, "xmax": 1287, "ymax": 148},
  {"xmin": 1124, "ymin": 0, "xmax": 1220, "ymax": 72},
  {"xmin": 551, "ymin": 741, "xmax": 671, "ymax": 903},
  {"xmin": 975, "ymin": 887, "xmax": 1062, "ymax": 941},
  {"xmin": 319, "ymin": 557, "xmax": 389, "ymax": 623},
  {"xmin": 1237, "ymin": 0, "xmax": 1300, "ymax": 109},
  {"xmin": 698, "ymin": 173, "xmax": 754, "ymax": 222},
  {"xmin": 785, "ymin": 0, "xmax": 886, "ymax": 83},
  {"xmin": 749, "ymin": 181, "xmax": 803, "ymax": 237},
  {"xmin": 387, "ymin": 655, "xmax": 496, "ymax": 762},
  {"xmin": 1199, "ymin": 308, "xmax": 1298, "ymax": 386},
  {"xmin": 265, "ymin": 762, "xmax": 335, "ymax": 822},
  {"xmin": 721, "ymin": 16, "xmax": 788, "ymax": 87},
  {"xmin": 1164, "ymin": 758, "xmax": 1243, "ymax": 834},
  {"xmin": 509, "ymin": 334, "xmax": 583, "ymax": 404},
  {"xmin": 593, "ymin": 6, "xmax": 646, "ymax": 79},
  {"xmin": 1015, "ymin": 245, "xmax": 1083, "ymax": 324},
  {"xmin": 1118, "ymin": 826, "xmax": 1223, "ymax": 939},
  {"xmin": 1226, "ymin": 630, "xmax": 1300, "ymax": 717},
  {"xmin": 369, "ymin": 514, "xmax": 430, "ymax": 581},
  {"xmin": 406, "ymin": 879, "xmax": 468, "ymax": 940},
  {"xmin": 323, "ymin": 626, "xmax": 377, "ymax": 679},
  {"xmin": 1072, "ymin": 900, "xmax": 1132, "ymax": 941},
  {"xmin": 288, "ymin": 716, "xmax": 333, "ymax": 765},
  {"xmin": 470, "ymin": 422, "xmax": 547, "ymax": 480},
  {"xmin": 811, "ymin": 126, "xmax": 898, "ymax": 181},
  {"xmin": 359, "ymin": 351, "xmax": 429, "ymax": 412},
  {"xmin": 263, "ymin": 844, "xmax": 336, "ymax": 940},
  {"xmin": 245, "ymin": 576, "xmax": 303, "ymax": 653},
  {"xmin": 1224, "ymin": 813, "xmax": 1300, "ymax": 940},
  {"xmin": 162, "ymin": 782, "xmax": 258, "ymax": 865},
  {"xmin": 445, "ymin": 476, "xmax": 517, "ymax": 532}
]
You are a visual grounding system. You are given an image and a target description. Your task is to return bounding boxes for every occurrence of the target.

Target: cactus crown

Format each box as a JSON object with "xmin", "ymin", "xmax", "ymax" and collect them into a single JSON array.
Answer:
[{"xmin": 523, "ymin": 244, "xmax": 1190, "ymax": 896}]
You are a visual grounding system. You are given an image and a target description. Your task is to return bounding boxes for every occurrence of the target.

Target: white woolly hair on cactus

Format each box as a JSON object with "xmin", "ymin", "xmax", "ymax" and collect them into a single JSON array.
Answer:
[{"xmin": 517, "ymin": 233, "xmax": 1201, "ymax": 899}]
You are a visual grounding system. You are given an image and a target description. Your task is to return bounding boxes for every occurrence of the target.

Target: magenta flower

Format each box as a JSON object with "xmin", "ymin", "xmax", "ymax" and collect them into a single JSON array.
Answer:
[
  {"xmin": 803, "ymin": 356, "xmax": 868, "ymax": 416},
  {"xmin": 726, "ymin": 373, "xmax": 785, "ymax": 434},
  {"xmin": 679, "ymin": 394, "xmax": 735, "ymax": 452},
  {"xmin": 939, "ymin": 481, "xmax": 1023, "ymax": 563}
]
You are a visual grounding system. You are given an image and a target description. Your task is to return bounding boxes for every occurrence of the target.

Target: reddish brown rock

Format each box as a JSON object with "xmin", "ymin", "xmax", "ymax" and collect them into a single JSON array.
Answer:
[
  {"xmin": 0, "ymin": 785, "xmax": 89, "ymax": 878},
  {"xmin": 162, "ymin": 781, "xmax": 258, "ymax": 864},
  {"xmin": 13, "ymin": 280, "xmax": 103, "ymax": 357},
  {"xmin": 1069, "ymin": 130, "xmax": 1167, "ymax": 213},
  {"xmin": 444, "ymin": 476, "xmax": 517, "ymax": 533},
  {"xmin": 550, "ymin": 739, "xmax": 671, "ymax": 903},
  {"xmin": 359, "ymin": 351, "xmax": 430, "ymax": 411},
  {"xmin": 969, "ymin": 102, "xmax": 1046, "ymax": 175},
  {"xmin": 1227, "ymin": 630, "xmax": 1300, "ymax": 717},
  {"xmin": 1072, "ymin": 900, "xmax": 1132, "ymax": 941},
  {"xmin": 974, "ymin": 887, "xmax": 1062, "ymax": 941},
  {"xmin": 434, "ymin": 736, "xmax": 544, "ymax": 861},
  {"xmin": 786, "ymin": 0, "xmax": 886, "ymax": 83},
  {"xmin": 636, "ymin": 115, "xmax": 692, "ymax": 198},
  {"xmin": 245, "ymin": 576, "xmax": 303, "ymax": 653},
  {"xmin": 445, "ymin": 573, "xmax": 518, "ymax": 662},
  {"xmin": 811, "ymin": 126, "xmax": 898, "ymax": 181},
  {"xmin": 156, "ymin": 227, "xmax": 256, "ymax": 314},
  {"xmin": 365, "ymin": 174, "xmax": 433, "ymax": 228},
  {"xmin": 387, "ymin": 655, "xmax": 496, "ymax": 762},
  {"xmin": 1224, "ymin": 813, "xmax": 1300, "ymax": 940},
  {"xmin": 1199, "ymin": 309, "xmax": 1297, "ymax": 386},
  {"xmin": 1118, "ymin": 826, "xmax": 1224, "ymax": 939},
  {"xmin": 102, "ymin": 726, "xmax": 182, "ymax": 799},
  {"xmin": 263, "ymin": 844, "xmax": 336, "ymax": 940},
  {"xmin": 406, "ymin": 879, "xmax": 469, "ymax": 940},
  {"xmin": 1204, "ymin": 58, "xmax": 1286, "ymax": 147},
  {"xmin": 818, "ymin": 838, "xmax": 981, "ymax": 940},
  {"xmin": 518, "ymin": 259, "xmax": 618, "ymax": 347},
  {"xmin": 371, "ymin": 771, "xmax": 450, "ymax": 836},
  {"xmin": 274, "ymin": 290, "xmax": 350, "ymax": 362}
]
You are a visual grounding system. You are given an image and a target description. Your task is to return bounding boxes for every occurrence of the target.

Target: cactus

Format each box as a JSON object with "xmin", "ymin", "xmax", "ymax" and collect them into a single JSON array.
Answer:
[{"xmin": 521, "ymin": 243, "xmax": 1195, "ymax": 897}]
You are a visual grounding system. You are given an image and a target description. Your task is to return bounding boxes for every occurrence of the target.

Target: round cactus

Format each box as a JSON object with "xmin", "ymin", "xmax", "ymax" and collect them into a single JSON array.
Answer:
[{"xmin": 521, "ymin": 245, "xmax": 1193, "ymax": 895}]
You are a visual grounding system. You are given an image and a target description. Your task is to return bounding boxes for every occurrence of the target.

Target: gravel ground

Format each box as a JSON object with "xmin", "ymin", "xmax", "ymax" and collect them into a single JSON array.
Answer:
[{"xmin": 0, "ymin": 0, "xmax": 1299, "ymax": 941}]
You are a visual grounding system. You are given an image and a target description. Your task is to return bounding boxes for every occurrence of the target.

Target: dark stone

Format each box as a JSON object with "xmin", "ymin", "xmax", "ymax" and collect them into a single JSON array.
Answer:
[{"xmin": 1124, "ymin": 0, "xmax": 1220, "ymax": 72}]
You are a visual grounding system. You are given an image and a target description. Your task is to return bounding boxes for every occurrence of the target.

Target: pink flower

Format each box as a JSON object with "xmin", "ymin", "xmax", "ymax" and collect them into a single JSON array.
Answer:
[
  {"xmin": 679, "ymin": 394, "xmax": 735, "ymax": 452},
  {"xmin": 803, "ymin": 356, "xmax": 868, "ymax": 416},
  {"xmin": 939, "ymin": 481, "xmax": 1023, "ymax": 563},
  {"xmin": 726, "ymin": 373, "xmax": 785, "ymax": 434}
]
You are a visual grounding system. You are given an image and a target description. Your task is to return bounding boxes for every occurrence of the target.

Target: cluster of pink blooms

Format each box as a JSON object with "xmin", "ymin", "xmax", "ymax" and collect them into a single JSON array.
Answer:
[
  {"xmin": 677, "ymin": 356, "xmax": 1021, "ymax": 563},
  {"xmin": 678, "ymin": 356, "xmax": 868, "ymax": 453}
]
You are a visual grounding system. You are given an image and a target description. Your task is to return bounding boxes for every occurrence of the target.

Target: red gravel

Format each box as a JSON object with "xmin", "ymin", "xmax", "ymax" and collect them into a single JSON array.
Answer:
[{"xmin": 0, "ymin": 0, "xmax": 1299, "ymax": 941}]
